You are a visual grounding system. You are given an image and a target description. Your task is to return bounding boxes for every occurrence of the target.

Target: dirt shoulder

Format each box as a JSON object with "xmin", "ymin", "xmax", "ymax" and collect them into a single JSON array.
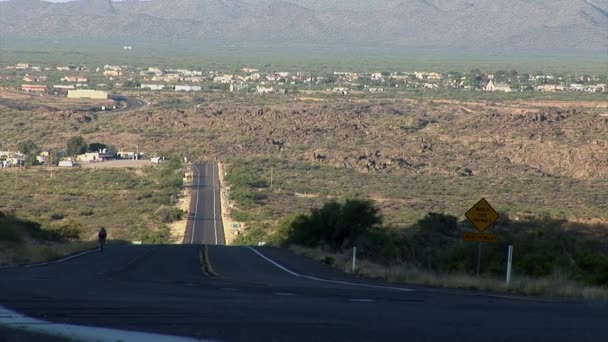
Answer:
[
  {"xmin": 218, "ymin": 162, "xmax": 243, "ymax": 245},
  {"xmin": 80, "ymin": 160, "xmax": 150, "ymax": 169},
  {"xmin": 168, "ymin": 167, "xmax": 192, "ymax": 243}
]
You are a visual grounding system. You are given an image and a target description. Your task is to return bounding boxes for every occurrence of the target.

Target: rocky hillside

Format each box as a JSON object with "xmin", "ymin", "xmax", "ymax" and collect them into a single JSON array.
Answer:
[{"xmin": 0, "ymin": 0, "xmax": 606, "ymax": 51}]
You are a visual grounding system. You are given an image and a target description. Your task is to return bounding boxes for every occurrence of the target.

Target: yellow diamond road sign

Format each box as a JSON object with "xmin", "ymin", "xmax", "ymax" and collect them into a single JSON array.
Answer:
[{"xmin": 465, "ymin": 198, "xmax": 499, "ymax": 232}]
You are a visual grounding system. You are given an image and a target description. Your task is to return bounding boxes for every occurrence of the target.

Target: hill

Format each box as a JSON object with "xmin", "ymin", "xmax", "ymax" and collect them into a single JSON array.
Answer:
[{"xmin": 0, "ymin": 0, "xmax": 606, "ymax": 51}]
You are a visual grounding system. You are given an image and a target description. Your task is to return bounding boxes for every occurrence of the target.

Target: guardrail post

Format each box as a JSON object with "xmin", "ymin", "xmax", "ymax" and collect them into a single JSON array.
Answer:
[
  {"xmin": 352, "ymin": 246, "xmax": 357, "ymax": 273},
  {"xmin": 506, "ymin": 244, "xmax": 513, "ymax": 285}
]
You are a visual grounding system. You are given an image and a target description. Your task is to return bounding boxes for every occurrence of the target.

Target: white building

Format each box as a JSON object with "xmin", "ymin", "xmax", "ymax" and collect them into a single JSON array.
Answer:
[
  {"xmin": 484, "ymin": 80, "xmax": 512, "ymax": 92},
  {"xmin": 256, "ymin": 86, "xmax": 275, "ymax": 94},
  {"xmin": 213, "ymin": 75, "xmax": 234, "ymax": 84},
  {"xmin": 58, "ymin": 159, "xmax": 74, "ymax": 167},
  {"xmin": 141, "ymin": 84, "xmax": 165, "ymax": 90},
  {"xmin": 370, "ymin": 73, "xmax": 384, "ymax": 81},
  {"xmin": 175, "ymin": 85, "xmax": 202, "ymax": 92}
]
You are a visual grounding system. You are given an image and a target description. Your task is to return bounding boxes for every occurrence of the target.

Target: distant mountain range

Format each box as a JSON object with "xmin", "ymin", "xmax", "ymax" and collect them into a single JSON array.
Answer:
[{"xmin": 0, "ymin": 0, "xmax": 606, "ymax": 51}]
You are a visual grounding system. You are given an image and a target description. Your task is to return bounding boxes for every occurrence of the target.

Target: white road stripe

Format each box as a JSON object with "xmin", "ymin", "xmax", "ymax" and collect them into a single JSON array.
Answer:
[
  {"xmin": 350, "ymin": 299, "xmax": 375, "ymax": 302},
  {"xmin": 246, "ymin": 247, "xmax": 415, "ymax": 292},
  {"xmin": 17, "ymin": 248, "xmax": 101, "ymax": 269},
  {"xmin": 0, "ymin": 305, "xmax": 211, "ymax": 342},
  {"xmin": 212, "ymin": 163, "xmax": 218, "ymax": 245},
  {"xmin": 191, "ymin": 164, "xmax": 201, "ymax": 245},
  {"xmin": 246, "ymin": 247, "xmax": 301, "ymax": 276}
]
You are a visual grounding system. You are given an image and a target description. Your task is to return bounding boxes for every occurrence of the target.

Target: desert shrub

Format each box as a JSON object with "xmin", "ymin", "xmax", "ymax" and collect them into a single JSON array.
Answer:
[
  {"xmin": 0, "ymin": 223, "xmax": 23, "ymax": 242},
  {"xmin": 233, "ymin": 222, "xmax": 271, "ymax": 245},
  {"xmin": 50, "ymin": 213, "xmax": 65, "ymax": 220},
  {"xmin": 155, "ymin": 206, "xmax": 184, "ymax": 223},
  {"xmin": 284, "ymin": 199, "xmax": 382, "ymax": 250},
  {"xmin": 79, "ymin": 209, "xmax": 94, "ymax": 216},
  {"xmin": 142, "ymin": 226, "xmax": 171, "ymax": 244},
  {"xmin": 575, "ymin": 255, "xmax": 608, "ymax": 286}
]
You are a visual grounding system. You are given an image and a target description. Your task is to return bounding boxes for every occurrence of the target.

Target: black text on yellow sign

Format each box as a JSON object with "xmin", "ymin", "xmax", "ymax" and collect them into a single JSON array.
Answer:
[
  {"xmin": 463, "ymin": 232, "xmax": 498, "ymax": 243},
  {"xmin": 465, "ymin": 198, "xmax": 499, "ymax": 232}
]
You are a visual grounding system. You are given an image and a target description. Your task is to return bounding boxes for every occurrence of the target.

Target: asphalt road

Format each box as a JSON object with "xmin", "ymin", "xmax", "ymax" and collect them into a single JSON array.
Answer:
[
  {"xmin": 183, "ymin": 163, "xmax": 225, "ymax": 245},
  {"xmin": 108, "ymin": 94, "xmax": 146, "ymax": 112},
  {"xmin": 0, "ymin": 163, "xmax": 606, "ymax": 341}
]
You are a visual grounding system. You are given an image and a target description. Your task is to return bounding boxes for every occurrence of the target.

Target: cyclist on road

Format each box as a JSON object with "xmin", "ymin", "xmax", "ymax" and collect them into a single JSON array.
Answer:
[{"xmin": 98, "ymin": 227, "xmax": 107, "ymax": 252}]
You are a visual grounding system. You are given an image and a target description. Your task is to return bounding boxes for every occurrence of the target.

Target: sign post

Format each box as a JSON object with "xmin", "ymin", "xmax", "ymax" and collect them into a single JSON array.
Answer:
[
  {"xmin": 464, "ymin": 198, "xmax": 499, "ymax": 276},
  {"xmin": 476, "ymin": 242, "xmax": 482, "ymax": 276},
  {"xmin": 352, "ymin": 246, "xmax": 357, "ymax": 273}
]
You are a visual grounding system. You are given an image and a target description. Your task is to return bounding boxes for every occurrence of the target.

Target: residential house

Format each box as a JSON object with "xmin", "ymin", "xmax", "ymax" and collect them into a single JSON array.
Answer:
[
  {"xmin": 256, "ymin": 86, "xmax": 274, "ymax": 94},
  {"xmin": 103, "ymin": 65, "xmax": 123, "ymax": 77},
  {"xmin": 569, "ymin": 84, "xmax": 586, "ymax": 92},
  {"xmin": 536, "ymin": 84, "xmax": 565, "ymax": 92},
  {"xmin": 22, "ymin": 75, "xmax": 47, "ymax": 83},
  {"xmin": 61, "ymin": 76, "xmax": 88, "ymax": 83},
  {"xmin": 229, "ymin": 84, "xmax": 245, "ymax": 92},
  {"xmin": 331, "ymin": 87, "xmax": 349, "ymax": 95},
  {"xmin": 117, "ymin": 151, "xmax": 140, "ymax": 160},
  {"xmin": 370, "ymin": 73, "xmax": 384, "ymax": 81},
  {"xmin": 484, "ymin": 80, "xmax": 512, "ymax": 92},
  {"xmin": 67, "ymin": 89, "xmax": 108, "ymax": 99},
  {"xmin": 58, "ymin": 159, "xmax": 75, "ymax": 167},
  {"xmin": 214, "ymin": 75, "xmax": 234, "ymax": 84},
  {"xmin": 53, "ymin": 85, "xmax": 75, "ymax": 91},
  {"xmin": 266, "ymin": 74, "xmax": 282, "ymax": 82},
  {"xmin": 22, "ymin": 85, "xmax": 47, "ymax": 93},
  {"xmin": 175, "ymin": 85, "xmax": 202, "ymax": 92},
  {"xmin": 141, "ymin": 84, "xmax": 165, "ymax": 90},
  {"xmin": 415, "ymin": 72, "xmax": 442, "ymax": 80},
  {"xmin": 150, "ymin": 157, "xmax": 164, "ymax": 164},
  {"xmin": 36, "ymin": 151, "xmax": 50, "ymax": 164},
  {"xmin": 76, "ymin": 149, "xmax": 115, "ymax": 162}
]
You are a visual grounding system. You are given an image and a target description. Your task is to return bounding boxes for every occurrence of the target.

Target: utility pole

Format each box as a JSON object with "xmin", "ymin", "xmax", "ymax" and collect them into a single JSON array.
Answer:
[
  {"xmin": 50, "ymin": 153, "xmax": 54, "ymax": 179},
  {"xmin": 270, "ymin": 168, "xmax": 273, "ymax": 188}
]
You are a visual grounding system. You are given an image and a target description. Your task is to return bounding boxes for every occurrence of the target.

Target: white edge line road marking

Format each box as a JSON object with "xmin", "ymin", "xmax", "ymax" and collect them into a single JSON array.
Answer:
[
  {"xmin": 350, "ymin": 299, "xmax": 375, "ymax": 302},
  {"xmin": 246, "ymin": 247, "xmax": 415, "ymax": 292},
  {"xmin": 191, "ymin": 164, "xmax": 201, "ymax": 245},
  {"xmin": 0, "ymin": 305, "xmax": 212, "ymax": 342},
  {"xmin": 212, "ymin": 163, "xmax": 218, "ymax": 245},
  {"xmin": 23, "ymin": 248, "xmax": 100, "ymax": 268}
]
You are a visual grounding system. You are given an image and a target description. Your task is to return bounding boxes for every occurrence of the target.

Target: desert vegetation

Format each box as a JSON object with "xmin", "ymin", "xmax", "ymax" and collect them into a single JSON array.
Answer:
[
  {"xmin": 0, "ymin": 159, "xmax": 185, "ymax": 259},
  {"xmin": 1, "ymin": 82, "xmax": 606, "ymax": 293}
]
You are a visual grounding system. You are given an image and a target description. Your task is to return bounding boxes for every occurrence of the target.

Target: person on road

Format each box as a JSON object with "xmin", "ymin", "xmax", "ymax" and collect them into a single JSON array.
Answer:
[{"xmin": 98, "ymin": 227, "xmax": 107, "ymax": 252}]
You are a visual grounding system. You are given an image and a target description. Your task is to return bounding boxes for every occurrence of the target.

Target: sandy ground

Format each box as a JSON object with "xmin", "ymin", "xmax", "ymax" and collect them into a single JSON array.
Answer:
[
  {"xmin": 169, "ymin": 181, "xmax": 191, "ymax": 244},
  {"xmin": 0, "ymin": 88, "xmax": 114, "ymax": 109},
  {"xmin": 218, "ymin": 162, "xmax": 242, "ymax": 245},
  {"xmin": 80, "ymin": 160, "xmax": 151, "ymax": 169}
]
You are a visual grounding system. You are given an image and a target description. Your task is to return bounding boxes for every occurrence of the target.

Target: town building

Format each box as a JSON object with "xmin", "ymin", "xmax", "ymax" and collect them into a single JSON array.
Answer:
[
  {"xmin": 141, "ymin": 84, "xmax": 165, "ymax": 90},
  {"xmin": 61, "ymin": 76, "xmax": 88, "ymax": 83},
  {"xmin": 67, "ymin": 89, "xmax": 108, "ymax": 99},
  {"xmin": 21, "ymin": 85, "xmax": 47, "ymax": 93},
  {"xmin": 175, "ymin": 85, "xmax": 202, "ymax": 92},
  {"xmin": 484, "ymin": 80, "xmax": 512, "ymax": 92}
]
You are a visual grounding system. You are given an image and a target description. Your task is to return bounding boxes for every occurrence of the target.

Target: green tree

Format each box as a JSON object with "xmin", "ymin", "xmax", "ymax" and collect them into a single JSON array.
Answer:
[
  {"xmin": 88, "ymin": 142, "xmax": 108, "ymax": 152},
  {"xmin": 16, "ymin": 140, "xmax": 39, "ymax": 155},
  {"xmin": 16, "ymin": 140, "xmax": 41, "ymax": 166},
  {"xmin": 284, "ymin": 199, "xmax": 382, "ymax": 250},
  {"xmin": 66, "ymin": 136, "xmax": 87, "ymax": 156}
]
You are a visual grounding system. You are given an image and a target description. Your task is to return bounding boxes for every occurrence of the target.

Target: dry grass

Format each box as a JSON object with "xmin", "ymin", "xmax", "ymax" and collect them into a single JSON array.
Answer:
[
  {"xmin": 0, "ymin": 240, "xmax": 98, "ymax": 266},
  {"xmin": 290, "ymin": 246, "xmax": 608, "ymax": 300}
]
